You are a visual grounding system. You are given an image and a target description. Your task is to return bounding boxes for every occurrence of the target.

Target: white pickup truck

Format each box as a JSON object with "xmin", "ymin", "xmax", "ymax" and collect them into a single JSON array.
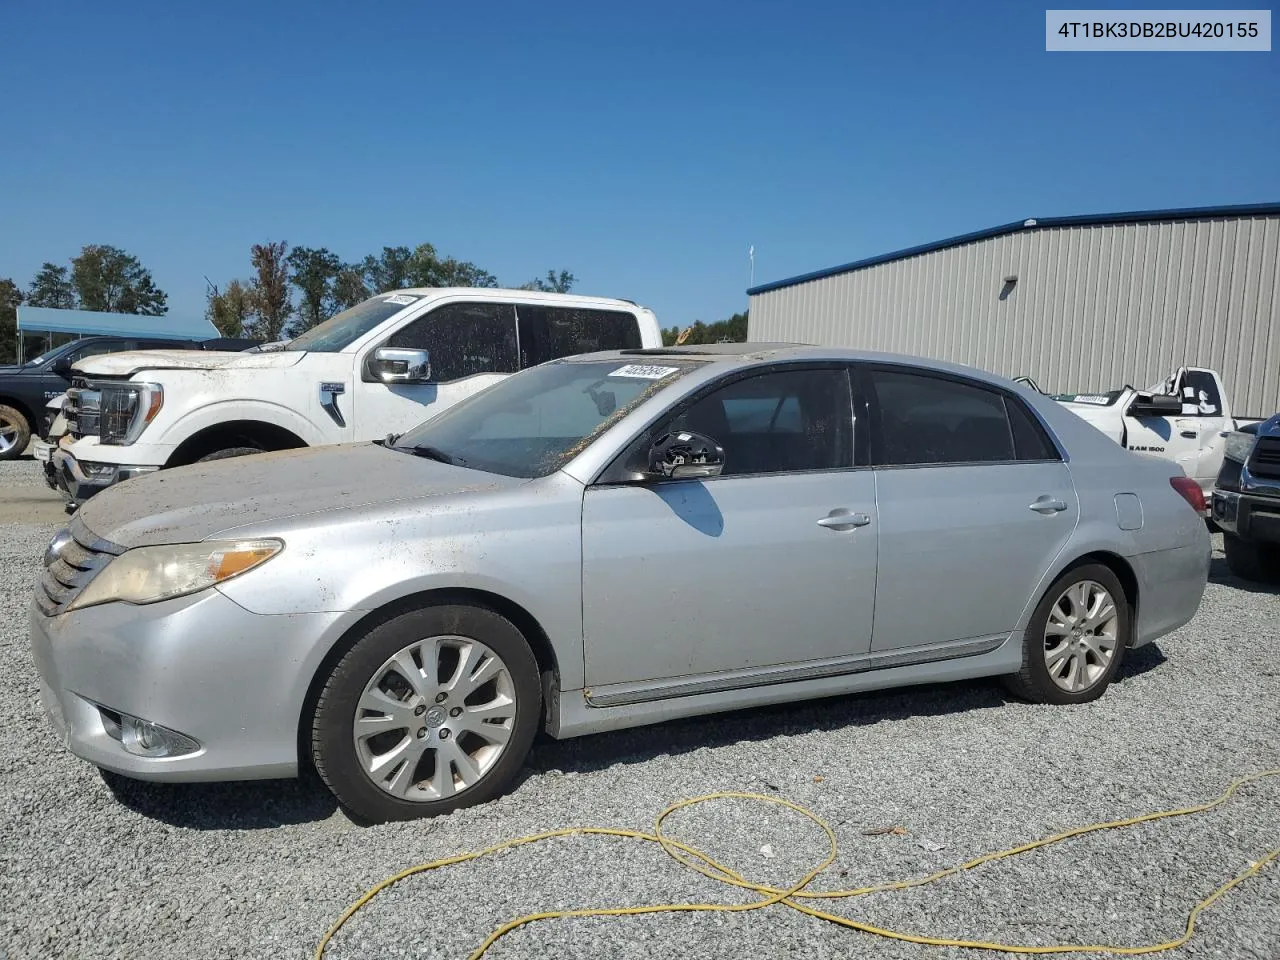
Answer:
[
  {"xmin": 50, "ymin": 288, "xmax": 662, "ymax": 506},
  {"xmin": 1025, "ymin": 366, "xmax": 1263, "ymax": 500}
]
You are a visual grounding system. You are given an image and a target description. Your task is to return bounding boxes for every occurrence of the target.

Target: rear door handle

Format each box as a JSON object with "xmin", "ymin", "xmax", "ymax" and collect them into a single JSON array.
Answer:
[
  {"xmin": 817, "ymin": 509, "xmax": 871, "ymax": 530},
  {"xmin": 1029, "ymin": 496, "xmax": 1068, "ymax": 515}
]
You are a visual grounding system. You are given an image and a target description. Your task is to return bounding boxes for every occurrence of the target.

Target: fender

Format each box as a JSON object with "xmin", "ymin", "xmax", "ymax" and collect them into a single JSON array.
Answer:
[
  {"xmin": 227, "ymin": 567, "xmax": 586, "ymax": 697},
  {"xmin": 1009, "ymin": 517, "xmax": 1143, "ymax": 640},
  {"xmin": 161, "ymin": 399, "xmax": 331, "ymax": 451}
]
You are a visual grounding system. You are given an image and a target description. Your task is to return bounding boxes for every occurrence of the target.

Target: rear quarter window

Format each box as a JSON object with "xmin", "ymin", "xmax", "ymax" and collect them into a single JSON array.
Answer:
[{"xmin": 517, "ymin": 306, "xmax": 642, "ymax": 367}]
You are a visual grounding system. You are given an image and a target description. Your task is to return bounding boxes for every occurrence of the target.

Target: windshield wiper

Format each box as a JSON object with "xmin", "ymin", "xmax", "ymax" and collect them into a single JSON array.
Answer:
[{"xmin": 406, "ymin": 445, "xmax": 465, "ymax": 466}]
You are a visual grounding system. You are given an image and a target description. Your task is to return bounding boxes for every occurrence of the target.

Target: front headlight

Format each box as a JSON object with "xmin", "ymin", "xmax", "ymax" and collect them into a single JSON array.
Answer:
[
  {"xmin": 100, "ymin": 382, "xmax": 163, "ymax": 445},
  {"xmin": 1224, "ymin": 431, "xmax": 1257, "ymax": 464},
  {"xmin": 66, "ymin": 539, "xmax": 283, "ymax": 611}
]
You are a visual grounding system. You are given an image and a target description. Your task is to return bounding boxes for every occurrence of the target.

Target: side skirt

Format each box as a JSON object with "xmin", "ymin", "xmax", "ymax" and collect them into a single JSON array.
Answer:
[{"xmin": 546, "ymin": 633, "xmax": 1020, "ymax": 739}]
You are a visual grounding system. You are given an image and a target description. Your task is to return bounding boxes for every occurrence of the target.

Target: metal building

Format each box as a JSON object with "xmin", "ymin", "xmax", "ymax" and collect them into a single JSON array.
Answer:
[{"xmin": 746, "ymin": 202, "xmax": 1280, "ymax": 417}]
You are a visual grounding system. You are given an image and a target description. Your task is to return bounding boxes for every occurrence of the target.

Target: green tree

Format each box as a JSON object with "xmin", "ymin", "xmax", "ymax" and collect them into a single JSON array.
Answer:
[
  {"xmin": 361, "ymin": 246, "xmax": 415, "ymax": 292},
  {"xmin": 521, "ymin": 269, "xmax": 576, "ymax": 293},
  {"xmin": 287, "ymin": 246, "xmax": 342, "ymax": 332},
  {"xmin": 70, "ymin": 244, "xmax": 168, "ymax": 314},
  {"xmin": 247, "ymin": 241, "xmax": 292, "ymax": 341},
  {"xmin": 333, "ymin": 265, "xmax": 370, "ymax": 311},
  {"xmin": 661, "ymin": 311, "xmax": 748, "ymax": 346},
  {"xmin": 435, "ymin": 257, "xmax": 498, "ymax": 288},
  {"xmin": 401, "ymin": 243, "xmax": 497, "ymax": 288},
  {"xmin": 27, "ymin": 262, "xmax": 76, "ymax": 308},
  {"xmin": 0, "ymin": 278, "xmax": 22, "ymax": 363},
  {"xmin": 205, "ymin": 279, "xmax": 254, "ymax": 338}
]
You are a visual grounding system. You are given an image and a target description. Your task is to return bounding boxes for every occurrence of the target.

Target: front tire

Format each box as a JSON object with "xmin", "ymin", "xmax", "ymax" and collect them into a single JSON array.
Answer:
[
  {"xmin": 1003, "ymin": 563, "xmax": 1131, "ymax": 705},
  {"xmin": 311, "ymin": 604, "xmax": 542, "ymax": 823},
  {"xmin": 0, "ymin": 404, "xmax": 31, "ymax": 461},
  {"xmin": 1223, "ymin": 533, "xmax": 1280, "ymax": 583}
]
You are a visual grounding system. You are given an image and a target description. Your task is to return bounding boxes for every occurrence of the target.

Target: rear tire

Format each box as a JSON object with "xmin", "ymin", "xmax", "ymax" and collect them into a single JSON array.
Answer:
[
  {"xmin": 0, "ymin": 405, "xmax": 31, "ymax": 461},
  {"xmin": 310, "ymin": 604, "xmax": 542, "ymax": 823},
  {"xmin": 196, "ymin": 446, "xmax": 262, "ymax": 462},
  {"xmin": 1223, "ymin": 533, "xmax": 1280, "ymax": 584},
  {"xmin": 1003, "ymin": 563, "xmax": 1131, "ymax": 705}
]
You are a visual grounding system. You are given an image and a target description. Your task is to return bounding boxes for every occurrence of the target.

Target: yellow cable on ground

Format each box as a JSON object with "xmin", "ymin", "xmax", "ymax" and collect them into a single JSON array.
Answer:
[{"xmin": 314, "ymin": 768, "xmax": 1280, "ymax": 959}]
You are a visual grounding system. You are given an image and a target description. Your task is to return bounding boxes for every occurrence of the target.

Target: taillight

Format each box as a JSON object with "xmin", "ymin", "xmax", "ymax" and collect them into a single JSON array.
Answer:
[{"xmin": 1170, "ymin": 476, "xmax": 1206, "ymax": 513}]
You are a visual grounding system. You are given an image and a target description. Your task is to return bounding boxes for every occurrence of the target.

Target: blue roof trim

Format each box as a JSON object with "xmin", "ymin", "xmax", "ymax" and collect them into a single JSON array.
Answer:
[
  {"xmin": 746, "ymin": 201, "xmax": 1280, "ymax": 296},
  {"xmin": 16, "ymin": 305, "xmax": 218, "ymax": 339}
]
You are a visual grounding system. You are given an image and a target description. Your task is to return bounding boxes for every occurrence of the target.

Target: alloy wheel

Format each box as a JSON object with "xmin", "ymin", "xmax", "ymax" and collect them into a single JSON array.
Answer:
[
  {"xmin": 0, "ymin": 416, "xmax": 19, "ymax": 454},
  {"xmin": 1042, "ymin": 579, "xmax": 1119, "ymax": 693},
  {"xmin": 352, "ymin": 635, "xmax": 517, "ymax": 802}
]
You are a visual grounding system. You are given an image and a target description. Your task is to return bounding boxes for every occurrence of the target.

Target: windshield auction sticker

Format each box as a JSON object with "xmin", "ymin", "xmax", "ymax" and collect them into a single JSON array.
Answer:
[
  {"xmin": 382, "ymin": 294, "xmax": 420, "ymax": 305},
  {"xmin": 1046, "ymin": 10, "xmax": 1271, "ymax": 50},
  {"xmin": 608, "ymin": 364, "xmax": 681, "ymax": 379}
]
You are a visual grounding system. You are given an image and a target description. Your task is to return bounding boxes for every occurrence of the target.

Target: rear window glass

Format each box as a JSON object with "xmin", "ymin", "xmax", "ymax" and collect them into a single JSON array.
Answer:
[{"xmin": 869, "ymin": 369, "xmax": 1015, "ymax": 466}]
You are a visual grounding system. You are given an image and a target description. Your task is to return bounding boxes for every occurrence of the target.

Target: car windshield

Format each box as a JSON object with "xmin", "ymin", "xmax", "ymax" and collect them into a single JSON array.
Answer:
[
  {"xmin": 391, "ymin": 358, "xmax": 696, "ymax": 478},
  {"xmin": 284, "ymin": 293, "xmax": 425, "ymax": 353}
]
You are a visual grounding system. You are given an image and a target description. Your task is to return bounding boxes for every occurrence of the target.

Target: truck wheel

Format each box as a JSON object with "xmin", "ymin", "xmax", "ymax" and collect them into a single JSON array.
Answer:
[
  {"xmin": 310, "ymin": 604, "xmax": 542, "ymax": 823},
  {"xmin": 196, "ymin": 446, "xmax": 262, "ymax": 462},
  {"xmin": 1223, "ymin": 533, "xmax": 1280, "ymax": 584},
  {"xmin": 0, "ymin": 405, "xmax": 31, "ymax": 461}
]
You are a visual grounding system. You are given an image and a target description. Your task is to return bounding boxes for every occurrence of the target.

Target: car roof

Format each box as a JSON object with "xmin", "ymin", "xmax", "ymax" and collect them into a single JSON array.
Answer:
[{"xmin": 562, "ymin": 342, "xmax": 1031, "ymax": 388}]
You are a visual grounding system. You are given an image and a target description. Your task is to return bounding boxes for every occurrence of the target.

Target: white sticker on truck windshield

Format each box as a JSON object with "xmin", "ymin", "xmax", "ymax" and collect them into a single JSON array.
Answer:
[
  {"xmin": 1071, "ymin": 394, "xmax": 1111, "ymax": 405},
  {"xmin": 608, "ymin": 364, "xmax": 680, "ymax": 380},
  {"xmin": 382, "ymin": 294, "xmax": 419, "ymax": 306}
]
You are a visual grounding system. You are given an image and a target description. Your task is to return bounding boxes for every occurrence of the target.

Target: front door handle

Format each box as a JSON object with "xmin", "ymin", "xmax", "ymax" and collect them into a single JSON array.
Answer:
[
  {"xmin": 1029, "ymin": 496, "xmax": 1068, "ymax": 515},
  {"xmin": 817, "ymin": 509, "xmax": 871, "ymax": 530},
  {"xmin": 1179, "ymin": 430, "xmax": 1197, "ymax": 439}
]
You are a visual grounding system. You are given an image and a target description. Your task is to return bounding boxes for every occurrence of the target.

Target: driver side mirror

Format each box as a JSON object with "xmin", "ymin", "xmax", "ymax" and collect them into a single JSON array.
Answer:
[
  {"xmin": 647, "ymin": 431, "xmax": 725, "ymax": 480},
  {"xmin": 370, "ymin": 347, "xmax": 431, "ymax": 384},
  {"xmin": 51, "ymin": 356, "xmax": 73, "ymax": 376},
  {"xmin": 1128, "ymin": 393, "xmax": 1182, "ymax": 417}
]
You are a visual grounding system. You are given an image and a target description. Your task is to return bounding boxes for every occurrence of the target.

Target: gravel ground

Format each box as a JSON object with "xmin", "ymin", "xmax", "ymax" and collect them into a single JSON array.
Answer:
[{"xmin": 0, "ymin": 456, "xmax": 1277, "ymax": 960}]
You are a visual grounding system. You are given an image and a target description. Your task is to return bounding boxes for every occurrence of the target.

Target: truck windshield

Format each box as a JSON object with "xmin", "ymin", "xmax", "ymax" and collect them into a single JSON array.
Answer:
[
  {"xmin": 24, "ymin": 341, "xmax": 80, "ymax": 367},
  {"xmin": 391, "ymin": 358, "xmax": 696, "ymax": 479},
  {"xmin": 284, "ymin": 294, "xmax": 424, "ymax": 353}
]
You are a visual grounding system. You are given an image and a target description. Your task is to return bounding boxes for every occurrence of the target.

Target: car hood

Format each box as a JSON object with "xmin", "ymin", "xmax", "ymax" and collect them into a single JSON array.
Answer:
[
  {"xmin": 72, "ymin": 349, "xmax": 306, "ymax": 377},
  {"xmin": 75, "ymin": 442, "xmax": 523, "ymax": 549}
]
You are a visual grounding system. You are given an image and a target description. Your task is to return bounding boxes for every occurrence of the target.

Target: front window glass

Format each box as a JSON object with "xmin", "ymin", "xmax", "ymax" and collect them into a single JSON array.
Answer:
[
  {"xmin": 386, "ymin": 302, "xmax": 517, "ymax": 381},
  {"xmin": 392, "ymin": 359, "xmax": 695, "ymax": 478},
  {"xmin": 663, "ymin": 368, "xmax": 852, "ymax": 476},
  {"xmin": 285, "ymin": 294, "xmax": 423, "ymax": 353}
]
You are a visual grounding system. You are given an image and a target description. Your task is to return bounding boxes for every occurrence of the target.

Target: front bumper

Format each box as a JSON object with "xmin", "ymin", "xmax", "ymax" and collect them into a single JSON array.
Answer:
[
  {"xmin": 29, "ymin": 588, "xmax": 356, "ymax": 782},
  {"xmin": 1212, "ymin": 488, "xmax": 1280, "ymax": 544},
  {"xmin": 50, "ymin": 446, "xmax": 159, "ymax": 507}
]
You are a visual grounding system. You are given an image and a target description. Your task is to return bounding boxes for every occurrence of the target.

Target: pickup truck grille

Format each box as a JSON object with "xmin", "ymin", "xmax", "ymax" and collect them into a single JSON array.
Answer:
[
  {"xmin": 1248, "ymin": 437, "xmax": 1280, "ymax": 480},
  {"xmin": 64, "ymin": 382, "xmax": 101, "ymax": 441},
  {"xmin": 35, "ymin": 517, "xmax": 123, "ymax": 617}
]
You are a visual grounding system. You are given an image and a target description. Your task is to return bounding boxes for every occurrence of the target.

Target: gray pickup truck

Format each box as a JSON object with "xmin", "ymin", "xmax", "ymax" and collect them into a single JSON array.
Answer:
[{"xmin": 1211, "ymin": 414, "xmax": 1280, "ymax": 582}]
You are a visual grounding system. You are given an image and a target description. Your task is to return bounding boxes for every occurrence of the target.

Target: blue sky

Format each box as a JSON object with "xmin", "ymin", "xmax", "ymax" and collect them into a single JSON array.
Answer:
[{"xmin": 1, "ymin": 1, "xmax": 1276, "ymax": 329}]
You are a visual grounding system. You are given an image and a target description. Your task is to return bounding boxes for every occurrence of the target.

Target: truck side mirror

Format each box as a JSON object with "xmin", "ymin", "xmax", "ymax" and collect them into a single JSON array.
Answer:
[
  {"xmin": 370, "ymin": 347, "xmax": 431, "ymax": 384},
  {"xmin": 1128, "ymin": 394, "xmax": 1182, "ymax": 417},
  {"xmin": 51, "ymin": 356, "xmax": 73, "ymax": 376},
  {"xmin": 647, "ymin": 431, "xmax": 725, "ymax": 479}
]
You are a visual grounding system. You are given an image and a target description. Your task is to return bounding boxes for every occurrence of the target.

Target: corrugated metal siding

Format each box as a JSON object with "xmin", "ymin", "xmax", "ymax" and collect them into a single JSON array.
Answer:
[{"xmin": 748, "ymin": 215, "xmax": 1280, "ymax": 417}]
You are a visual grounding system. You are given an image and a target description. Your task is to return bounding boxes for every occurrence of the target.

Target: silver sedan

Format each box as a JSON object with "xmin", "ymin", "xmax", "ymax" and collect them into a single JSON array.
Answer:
[{"xmin": 31, "ymin": 345, "xmax": 1210, "ymax": 822}]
